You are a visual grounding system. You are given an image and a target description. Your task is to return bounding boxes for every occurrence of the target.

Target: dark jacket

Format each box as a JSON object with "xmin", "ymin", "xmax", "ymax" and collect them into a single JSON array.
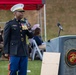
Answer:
[
  {"xmin": 33, "ymin": 35, "xmax": 43, "ymax": 46},
  {"xmin": 4, "ymin": 18, "xmax": 33, "ymax": 56}
]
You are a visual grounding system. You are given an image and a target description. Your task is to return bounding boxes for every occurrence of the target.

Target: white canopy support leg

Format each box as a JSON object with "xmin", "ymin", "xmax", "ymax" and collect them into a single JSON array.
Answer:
[
  {"xmin": 38, "ymin": 9, "xmax": 43, "ymax": 38},
  {"xmin": 40, "ymin": 9, "xmax": 42, "ymax": 38},
  {"xmin": 44, "ymin": 4, "xmax": 47, "ymax": 41},
  {"xmin": 38, "ymin": 10, "xmax": 40, "ymax": 24}
]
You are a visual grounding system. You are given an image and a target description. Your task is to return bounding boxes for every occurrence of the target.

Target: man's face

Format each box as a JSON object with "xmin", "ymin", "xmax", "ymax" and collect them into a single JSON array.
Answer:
[{"xmin": 14, "ymin": 11, "xmax": 24, "ymax": 19}]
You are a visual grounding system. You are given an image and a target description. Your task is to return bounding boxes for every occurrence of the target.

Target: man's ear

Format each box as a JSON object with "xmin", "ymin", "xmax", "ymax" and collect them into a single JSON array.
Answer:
[{"xmin": 13, "ymin": 11, "xmax": 16, "ymax": 16}]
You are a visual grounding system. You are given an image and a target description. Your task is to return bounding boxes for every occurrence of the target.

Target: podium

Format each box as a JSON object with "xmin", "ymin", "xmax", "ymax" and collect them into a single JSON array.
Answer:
[{"xmin": 46, "ymin": 35, "xmax": 76, "ymax": 75}]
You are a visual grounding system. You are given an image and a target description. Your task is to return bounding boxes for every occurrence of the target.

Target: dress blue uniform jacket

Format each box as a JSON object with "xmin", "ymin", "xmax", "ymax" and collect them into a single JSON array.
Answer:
[{"xmin": 4, "ymin": 18, "xmax": 33, "ymax": 56}]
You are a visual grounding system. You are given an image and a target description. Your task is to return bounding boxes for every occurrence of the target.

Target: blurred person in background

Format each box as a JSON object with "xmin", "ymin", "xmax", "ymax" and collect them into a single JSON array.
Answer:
[
  {"xmin": 0, "ymin": 27, "xmax": 3, "ymax": 58},
  {"xmin": 32, "ymin": 24, "xmax": 46, "ymax": 50},
  {"xmin": 0, "ymin": 29, "xmax": 8, "ymax": 60}
]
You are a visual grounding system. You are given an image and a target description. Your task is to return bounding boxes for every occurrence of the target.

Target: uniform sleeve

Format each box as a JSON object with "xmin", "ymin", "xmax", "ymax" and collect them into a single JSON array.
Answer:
[
  {"xmin": 26, "ymin": 30, "xmax": 33, "ymax": 39},
  {"xmin": 3, "ymin": 22, "xmax": 11, "ymax": 54}
]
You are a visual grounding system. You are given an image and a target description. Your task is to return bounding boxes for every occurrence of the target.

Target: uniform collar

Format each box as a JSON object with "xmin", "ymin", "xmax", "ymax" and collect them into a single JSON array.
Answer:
[{"xmin": 14, "ymin": 18, "xmax": 21, "ymax": 22}]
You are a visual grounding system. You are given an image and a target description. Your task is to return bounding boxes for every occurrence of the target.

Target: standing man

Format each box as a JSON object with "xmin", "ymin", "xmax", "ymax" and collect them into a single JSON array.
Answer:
[{"xmin": 4, "ymin": 3, "xmax": 33, "ymax": 75}]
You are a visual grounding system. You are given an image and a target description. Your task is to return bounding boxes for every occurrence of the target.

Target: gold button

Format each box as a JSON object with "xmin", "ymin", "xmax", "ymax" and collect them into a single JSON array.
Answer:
[
  {"xmin": 12, "ymin": 43, "xmax": 13, "ymax": 45},
  {"xmin": 16, "ymin": 19, "xmax": 18, "ymax": 21},
  {"xmin": 21, "ymin": 38, "xmax": 24, "ymax": 41},
  {"xmin": 19, "ymin": 22, "xmax": 20, "ymax": 24},
  {"xmin": 21, "ymin": 34, "xmax": 22, "ymax": 36},
  {"xmin": 20, "ymin": 26, "xmax": 21, "ymax": 28},
  {"xmin": 20, "ymin": 30, "xmax": 22, "ymax": 32}
]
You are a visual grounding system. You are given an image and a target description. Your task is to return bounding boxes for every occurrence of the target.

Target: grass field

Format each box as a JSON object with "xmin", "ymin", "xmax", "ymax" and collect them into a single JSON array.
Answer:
[{"xmin": 0, "ymin": 60, "xmax": 42, "ymax": 75}]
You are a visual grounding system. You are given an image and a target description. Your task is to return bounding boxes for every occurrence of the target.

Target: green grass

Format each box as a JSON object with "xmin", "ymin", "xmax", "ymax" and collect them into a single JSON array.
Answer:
[
  {"xmin": 0, "ymin": 61, "xmax": 9, "ymax": 75},
  {"xmin": 27, "ymin": 60, "xmax": 42, "ymax": 75},
  {"xmin": 0, "ymin": 60, "xmax": 42, "ymax": 75}
]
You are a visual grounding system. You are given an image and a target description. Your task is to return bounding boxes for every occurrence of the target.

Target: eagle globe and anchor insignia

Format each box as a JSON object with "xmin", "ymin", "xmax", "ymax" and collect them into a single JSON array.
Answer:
[{"xmin": 65, "ymin": 49, "xmax": 76, "ymax": 67}]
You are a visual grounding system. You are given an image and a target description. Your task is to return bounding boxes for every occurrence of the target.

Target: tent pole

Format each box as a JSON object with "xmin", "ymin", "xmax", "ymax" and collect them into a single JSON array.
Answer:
[
  {"xmin": 38, "ymin": 9, "xmax": 42, "ymax": 37},
  {"xmin": 40, "ymin": 9, "xmax": 42, "ymax": 38},
  {"xmin": 44, "ymin": 4, "xmax": 47, "ymax": 41},
  {"xmin": 38, "ymin": 10, "xmax": 40, "ymax": 24}
]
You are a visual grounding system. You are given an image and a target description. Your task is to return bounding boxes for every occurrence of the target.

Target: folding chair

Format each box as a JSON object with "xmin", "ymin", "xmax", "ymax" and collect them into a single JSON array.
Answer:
[{"xmin": 29, "ymin": 38, "xmax": 43, "ymax": 60}]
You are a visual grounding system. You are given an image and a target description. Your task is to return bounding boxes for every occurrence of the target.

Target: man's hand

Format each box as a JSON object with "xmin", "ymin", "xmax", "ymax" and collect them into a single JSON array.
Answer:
[{"xmin": 4, "ymin": 54, "xmax": 9, "ymax": 58}]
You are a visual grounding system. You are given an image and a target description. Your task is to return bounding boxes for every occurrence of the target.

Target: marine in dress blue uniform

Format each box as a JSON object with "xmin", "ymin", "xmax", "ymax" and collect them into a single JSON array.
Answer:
[{"xmin": 3, "ymin": 3, "xmax": 33, "ymax": 75}]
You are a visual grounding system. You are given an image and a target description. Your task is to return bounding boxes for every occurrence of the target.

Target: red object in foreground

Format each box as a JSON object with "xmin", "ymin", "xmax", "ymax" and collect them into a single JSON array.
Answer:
[{"xmin": 0, "ymin": 0, "xmax": 45, "ymax": 10}]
